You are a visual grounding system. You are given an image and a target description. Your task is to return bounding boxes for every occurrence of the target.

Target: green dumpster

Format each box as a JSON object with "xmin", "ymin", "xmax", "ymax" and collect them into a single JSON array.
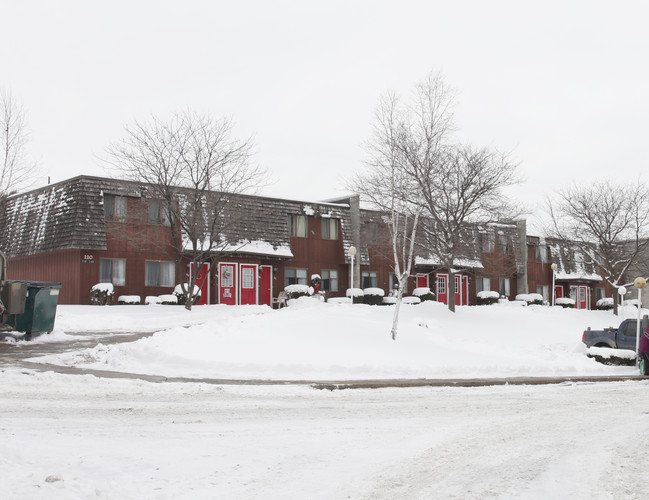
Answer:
[{"xmin": 14, "ymin": 281, "xmax": 62, "ymax": 338}]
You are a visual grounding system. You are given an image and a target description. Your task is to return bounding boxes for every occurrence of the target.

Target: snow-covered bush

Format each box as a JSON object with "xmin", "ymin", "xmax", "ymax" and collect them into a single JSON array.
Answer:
[
  {"xmin": 555, "ymin": 297, "xmax": 575, "ymax": 308},
  {"xmin": 515, "ymin": 293, "xmax": 544, "ymax": 306},
  {"xmin": 402, "ymin": 296, "xmax": 421, "ymax": 305},
  {"xmin": 363, "ymin": 287, "xmax": 385, "ymax": 305},
  {"xmin": 174, "ymin": 284, "xmax": 202, "ymax": 305},
  {"xmin": 413, "ymin": 287, "xmax": 435, "ymax": 302},
  {"xmin": 90, "ymin": 283, "xmax": 114, "ymax": 305},
  {"xmin": 477, "ymin": 290, "xmax": 500, "ymax": 306},
  {"xmin": 145, "ymin": 296, "xmax": 162, "ymax": 305},
  {"xmin": 382, "ymin": 296, "xmax": 397, "ymax": 305},
  {"xmin": 284, "ymin": 284, "xmax": 314, "ymax": 300},
  {"xmin": 346, "ymin": 288, "xmax": 364, "ymax": 304},
  {"xmin": 596, "ymin": 297, "xmax": 613, "ymax": 310},
  {"xmin": 118, "ymin": 295, "xmax": 141, "ymax": 305},
  {"xmin": 159, "ymin": 294, "xmax": 178, "ymax": 305}
]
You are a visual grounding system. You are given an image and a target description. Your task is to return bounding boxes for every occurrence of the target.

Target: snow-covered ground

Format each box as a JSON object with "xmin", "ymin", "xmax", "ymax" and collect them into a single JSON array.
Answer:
[
  {"xmin": 2, "ymin": 301, "xmax": 648, "ymax": 499},
  {"xmin": 26, "ymin": 299, "xmax": 642, "ymax": 380}
]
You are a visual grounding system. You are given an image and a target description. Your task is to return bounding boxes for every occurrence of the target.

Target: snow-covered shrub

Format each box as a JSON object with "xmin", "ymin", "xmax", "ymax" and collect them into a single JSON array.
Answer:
[
  {"xmin": 159, "ymin": 294, "xmax": 178, "ymax": 305},
  {"xmin": 90, "ymin": 283, "xmax": 114, "ymax": 305},
  {"xmin": 477, "ymin": 290, "xmax": 500, "ymax": 306},
  {"xmin": 402, "ymin": 296, "xmax": 421, "ymax": 305},
  {"xmin": 363, "ymin": 287, "xmax": 385, "ymax": 305},
  {"xmin": 118, "ymin": 295, "xmax": 141, "ymax": 305},
  {"xmin": 515, "ymin": 293, "xmax": 544, "ymax": 306},
  {"xmin": 284, "ymin": 284, "xmax": 314, "ymax": 300},
  {"xmin": 145, "ymin": 296, "xmax": 162, "ymax": 305},
  {"xmin": 382, "ymin": 296, "xmax": 397, "ymax": 305},
  {"xmin": 555, "ymin": 297, "xmax": 575, "ymax": 308},
  {"xmin": 174, "ymin": 284, "xmax": 202, "ymax": 305},
  {"xmin": 413, "ymin": 287, "xmax": 435, "ymax": 302},
  {"xmin": 596, "ymin": 297, "xmax": 614, "ymax": 310},
  {"xmin": 346, "ymin": 288, "xmax": 364, "ymax": 304}
]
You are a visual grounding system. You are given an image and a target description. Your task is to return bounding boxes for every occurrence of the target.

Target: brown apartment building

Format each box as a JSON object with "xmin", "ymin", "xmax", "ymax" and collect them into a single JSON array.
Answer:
[{"xmin": 0, "ymin": 176, "xmax": 615, "ymax": 307}]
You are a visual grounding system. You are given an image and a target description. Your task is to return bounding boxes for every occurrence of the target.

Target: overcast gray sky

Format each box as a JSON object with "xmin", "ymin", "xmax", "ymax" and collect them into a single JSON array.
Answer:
[{"xmin": 3, "ymin": 0, "xmax": 648, "ymax": 215}]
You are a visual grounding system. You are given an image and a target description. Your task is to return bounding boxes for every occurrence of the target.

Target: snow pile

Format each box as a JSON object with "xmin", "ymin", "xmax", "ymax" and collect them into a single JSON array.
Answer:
[
  {"xmin": 413, "ymin": 287, "xmax": 432, "ymax": 297},
  {"xmin": 478, "ymin": 291, "xmax": 500, "ymax": 299},
  {"xmin": 28, "ymin": 301, "xmax": 642, "ymax": 381}
]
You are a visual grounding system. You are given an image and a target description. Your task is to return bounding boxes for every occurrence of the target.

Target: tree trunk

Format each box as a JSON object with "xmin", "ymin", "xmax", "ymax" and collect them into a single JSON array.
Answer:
[
  {"xmin": 448, "ymin": 270, "xmax": 456, "ymax": 313},
  {"xmin": 391, "ymin": 288, "xmax": 404, "ymax": 340}
]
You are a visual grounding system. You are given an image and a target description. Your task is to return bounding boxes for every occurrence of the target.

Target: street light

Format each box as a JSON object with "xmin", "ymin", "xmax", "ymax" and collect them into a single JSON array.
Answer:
[
  {"xmin": 551, "ymin": 263, "xmax": 558, "ymax": 306},
  {"xmin": 348, "ymin": 246, "xmax": 357, "ymax": 304},
  {"xmin": 634, "ymin": 277, "xmax": 646, "ymax": 371}
]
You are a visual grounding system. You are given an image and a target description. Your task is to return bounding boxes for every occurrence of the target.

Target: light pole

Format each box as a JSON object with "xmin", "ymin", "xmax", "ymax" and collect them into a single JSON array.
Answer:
[
  {"xmin": 634, "ymin": 277, "xmax": 646, "ymax": 371},
  {"xmin": 348, "ymin": 246, "xmax": 357, "ymax": 304},
  {"xmin": 551, "ymin": 263, "xmax": 558, "ymax": 306}
]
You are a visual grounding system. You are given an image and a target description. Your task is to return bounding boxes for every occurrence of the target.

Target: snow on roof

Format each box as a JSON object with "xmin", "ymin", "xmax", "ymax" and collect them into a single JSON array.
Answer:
[{"xmin": 414, "ymin": 255, "xmax": 484, "ymax": 270}]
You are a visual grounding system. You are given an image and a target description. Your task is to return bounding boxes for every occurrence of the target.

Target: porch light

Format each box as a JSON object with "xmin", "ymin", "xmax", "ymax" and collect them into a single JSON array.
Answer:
[{"xmin": 634, "ymin": 277, "xmax": 647, "ymax": 370}]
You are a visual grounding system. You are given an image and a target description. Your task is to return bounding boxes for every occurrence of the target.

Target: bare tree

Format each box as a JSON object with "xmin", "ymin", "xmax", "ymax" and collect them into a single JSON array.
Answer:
[
  {"xmin": 1, "ymin": 91, "xmax": 38, "ymax": 200},
  {"xmin": 547, "ymin": 179, "xmax": 649, "ymax": 314},
  {"xmin": 107, "ymin": 110, "xmax": 261, "ymax": 309},
  {"xmin": 408, "ymin": 144, "xmax": 520, "ymax": 312},
  {"xmin": 398, "ymin": 74, "xmax": 521, "ymax": 312}
]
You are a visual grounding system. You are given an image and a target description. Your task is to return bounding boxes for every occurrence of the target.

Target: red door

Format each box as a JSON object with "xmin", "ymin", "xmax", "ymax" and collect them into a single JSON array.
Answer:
[
  {"xmin": 555, "ymin": 286, "xmax": 563, "ymax": 299},
  {"xmin": 571, "ymin": 285, "xmax": 589, "ymax": 309},
  {"xmin": 190, "ymin": 263, "xmax": 209, "ymax": 305},
  {"xmin": 259, "ymin": 265, "xmax": 272, "ymax": 306},
  {"xmin": 437, "ymin": 274, "xmax": 448, "ymax": 304},
  {"xmin": 239, "ymin": 264, "xmax": 258, "ymax": 305},
  {"xmin": 416, "ymin": 274, "xmax": 428, "ymax": 288},
  {"xmin": 219, "ymin": 262, "xmax": 237, "ymax": 305}
]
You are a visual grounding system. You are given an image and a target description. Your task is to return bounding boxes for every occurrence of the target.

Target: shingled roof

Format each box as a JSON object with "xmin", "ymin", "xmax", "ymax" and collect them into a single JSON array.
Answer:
[{"xmin": 0, "ymin": 176, "xmax": 361, "ymax": 260}]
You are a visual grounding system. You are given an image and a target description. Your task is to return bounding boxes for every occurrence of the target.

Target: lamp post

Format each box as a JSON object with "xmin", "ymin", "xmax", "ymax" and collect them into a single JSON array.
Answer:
[
  {"xmin": 551, "ymin": 263, "xmax": 558, "ymax": 306},
  {"xmin": 348, "ymin": 246, "xmax": 357, "ymax": 304},
  {"xmin": 634, "ymin": 277, "xmax": 646, "ymax": 370}
]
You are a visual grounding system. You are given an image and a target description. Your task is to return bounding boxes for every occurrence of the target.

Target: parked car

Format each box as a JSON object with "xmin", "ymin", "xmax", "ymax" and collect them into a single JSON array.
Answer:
[{"xmin": 582, "ymin": 315, "xmax": 649, "ymax": 350}]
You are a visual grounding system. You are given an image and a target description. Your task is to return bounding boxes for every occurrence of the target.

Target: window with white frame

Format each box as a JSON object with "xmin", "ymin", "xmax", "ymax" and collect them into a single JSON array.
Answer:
[
  {"xmin": 498, "ymin": 234, "xmax": 510, "ymax": 254},
  {"xmin": 362, "ymin": 271, "xmax": 378, "ymax": 289},
  {"xmin": 536, "ymin": 285, "xmax": 549, "ymax": 302},
  {"xmin": 148, "ymin": 200, "xmax": 171, "ymax": 225},
  {"xmin": 595, "ymin": 287, "xmax": 606, "ymax": 302},
  {"xmin": 145, "ymin": 261, "xmax": 175, "ymax": 287},
  {"xmin": 104, "ymin": 194, "xmax": 127, "ymax": 221},
  {"xmin": 289, "ymin": 214, "xmax": 307, "ymax": 238},
  {"xmin": 321, "ymin": 270, "xmax": 338, "ymax": 292},
  {"xmin": 321, "ymin": 218, "xmax": 338, "ymax": 240},
  {"xmin": 285, "ymin": 268, "xmax": 308, "ymax": 287},
  {"xmin": 241, "ymin": 267, "xmax": 255, "ymax": 289},
  {"xmin": 437, "ymin": 275, "xmax": 446, "ymax": 294},
  {"xmin": 389, "ymin": 273, "xmax": 407, "ymax": 293},
  {"xmin": 476, "ymin": 277, "xmax": 490, "ymax": 293},
  {"xmin": 100, "ymin": 258, "xmax": 126, "ymax": 286},
  {"xmin": 536, "ymin": 244, "xmax": 548, "ymax": 263},
  {"xmin": 499, "ymin": 278, "xmax": 511, "ymax": 297},
  {"xmin": 481, "ymin": 232, "xmax": 495, "ymax": 252}
]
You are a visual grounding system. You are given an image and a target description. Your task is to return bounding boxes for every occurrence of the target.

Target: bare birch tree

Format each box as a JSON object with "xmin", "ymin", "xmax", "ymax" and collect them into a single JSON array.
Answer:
[
  {"xmin": 1, "ymin": 91, "xmax": 38, "ymax": 200},
  {"xmin": 547, "ymin": 179, "xmax": 649, "ymax": 314},
  {"xmin": 409, "ymin": 144, "xmax": 520, "ymax": 312},
  {"xmin": 107, "ymin": 110, "xmax": 261, "ymax": 309}
]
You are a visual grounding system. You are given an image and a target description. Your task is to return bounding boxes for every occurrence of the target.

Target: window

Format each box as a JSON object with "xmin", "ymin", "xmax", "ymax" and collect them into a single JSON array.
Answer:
[
  {"xmin": 476, "ymin": 277, "xmax": 490, "ymax": 293},
  {"xmin": 321, "ymin": 270, "xmax": 338, "ymax": 292},
  {"xmin": 595, "ymin": 287, "xmax": 606, "ymax": 302},
  {"xmin": 322, "ymin": 218, "xmax": 338, "ymax": 240},
  {"xmin": 148, "ymin": 200, "xmax": 171, "ymax": 225},
  {"xmin": 100, "ymin": 258, "xmax": 126, "ymax": 286},
  {"xmin": 499, "ymin": 278, "xmax": 511, "ymax": 297},
  {"xmin": 289, "ymin": 215, "xmax": 307, "ymax": 238},
  {"xmin": 285, "ymin": 268, "xmax": 307, "ymax": 287},
  {"xmin": 389, "ymin": 273, "xmax": 407, "ymax": 293},
  {"xmin": 145, "ymin": 261, "xmax": 175, "ymax": 287},
  {"xmin": 104, "ymin": 194, "xmax": 127, "ymax": 221},
  {"xmin": 536, "ymin": 244, "xmax": 548, "ymax": 263},
  {"xmin": 481, "ymin": 232, "xmax": 495, "ymax": 253},
  {"xmin": 498, "ymin": 234, "xmax": 510, "ymax": 254},
  {"xmin": 361, "ymin": 271, "xmax": 378, "ymax": 289},
  {"xmin": 536, "ymin": 285, "xmax": 549, "ymax": 302},
  {"xmin": 437, "ymin": 275, "xmax": 446, "ymax": 294},
  {"xmin": 241, "ymin": 267, "xmax": 255, "ymax": 289}
]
